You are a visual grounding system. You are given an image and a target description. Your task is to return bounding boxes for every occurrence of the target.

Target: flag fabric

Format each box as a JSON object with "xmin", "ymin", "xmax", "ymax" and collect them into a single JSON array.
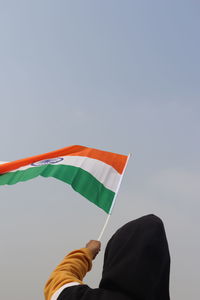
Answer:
[{"xmin": 0, "ymin": 145, "xmax": 128, "ymax": 213}]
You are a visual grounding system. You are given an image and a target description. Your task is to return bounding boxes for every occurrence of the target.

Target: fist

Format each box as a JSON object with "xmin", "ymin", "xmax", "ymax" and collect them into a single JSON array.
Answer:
[{"xmin": 86, "ymin": 240, "xmax": 101, "ymax": 260}]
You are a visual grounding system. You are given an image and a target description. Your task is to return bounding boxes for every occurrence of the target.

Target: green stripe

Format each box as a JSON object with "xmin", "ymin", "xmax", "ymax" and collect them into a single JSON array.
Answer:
[{"xmin": 0, "ymin": 165, "xmax": 115, "ymax": 213}]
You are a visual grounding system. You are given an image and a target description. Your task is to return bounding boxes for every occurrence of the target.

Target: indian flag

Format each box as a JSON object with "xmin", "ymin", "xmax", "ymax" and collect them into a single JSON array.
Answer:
[{"xmin": 0, "ymin": 145, "xmax": 129, "ymax": 213}]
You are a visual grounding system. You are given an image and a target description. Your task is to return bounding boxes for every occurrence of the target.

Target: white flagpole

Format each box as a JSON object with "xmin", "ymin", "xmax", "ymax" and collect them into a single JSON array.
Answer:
[
  {"xmin": 97, "ymin": 153, "xmax": 131, "ymax": 241},
  {"xmin": 97, "ymin": 214, "xmax": 111, "ymax": 241}
]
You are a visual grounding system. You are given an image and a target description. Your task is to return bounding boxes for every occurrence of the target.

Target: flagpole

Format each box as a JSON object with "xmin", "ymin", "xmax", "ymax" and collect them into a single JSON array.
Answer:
[
  {"xmin": 97, "ymin": 153, "xmax": 131, "ymax": 241},
  {"xmin": 97, "ymin": 214, "xmax": 111, "ymax": 241}
]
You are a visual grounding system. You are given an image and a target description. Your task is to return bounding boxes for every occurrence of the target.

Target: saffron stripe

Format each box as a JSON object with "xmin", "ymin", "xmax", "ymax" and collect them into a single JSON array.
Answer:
[{"xmin": 0, "ymin": 145, "xmax": 128, "ymax": 174}]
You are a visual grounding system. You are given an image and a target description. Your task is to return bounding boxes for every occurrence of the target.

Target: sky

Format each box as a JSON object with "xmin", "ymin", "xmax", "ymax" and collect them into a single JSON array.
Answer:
[{"xmin": 0, "ymin": 1, "xmax": 200, "ymax": 299}]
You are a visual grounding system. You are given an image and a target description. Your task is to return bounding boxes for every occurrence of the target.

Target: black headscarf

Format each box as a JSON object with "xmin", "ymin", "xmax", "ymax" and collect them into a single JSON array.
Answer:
[{"xmin": 99, "ymin": 214, "xmax": 170, "ymax": 300}]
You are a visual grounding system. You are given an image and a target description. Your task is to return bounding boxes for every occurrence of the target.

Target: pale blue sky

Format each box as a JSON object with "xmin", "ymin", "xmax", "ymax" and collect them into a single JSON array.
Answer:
[{"xmin": 0, "ymin": 1, "xmax": 200, "ymax": 299}]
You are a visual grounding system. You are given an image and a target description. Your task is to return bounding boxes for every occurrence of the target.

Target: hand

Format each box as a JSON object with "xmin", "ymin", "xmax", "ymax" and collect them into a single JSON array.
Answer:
[{"xmin": 86, "ymin": 240, "xmax": 101, "ymax": 260}]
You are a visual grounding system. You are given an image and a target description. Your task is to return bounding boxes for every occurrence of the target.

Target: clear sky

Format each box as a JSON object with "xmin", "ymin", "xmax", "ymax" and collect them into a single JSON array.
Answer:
[{"xmin": 0, "ymin": 1, "xmax": 200, "ymax": 299}]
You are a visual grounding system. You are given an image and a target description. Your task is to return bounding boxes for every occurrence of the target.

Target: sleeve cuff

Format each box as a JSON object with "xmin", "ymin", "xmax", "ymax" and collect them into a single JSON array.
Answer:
[{"xmin": 81, "ymin": 247, "xmax": 94, "ymax": 261}]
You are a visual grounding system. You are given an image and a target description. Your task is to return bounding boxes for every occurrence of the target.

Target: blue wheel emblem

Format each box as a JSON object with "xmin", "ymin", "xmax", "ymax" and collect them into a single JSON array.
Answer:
[{"xmin": 31, "ymin": 157, "xmax": 64, "ymax": 166}]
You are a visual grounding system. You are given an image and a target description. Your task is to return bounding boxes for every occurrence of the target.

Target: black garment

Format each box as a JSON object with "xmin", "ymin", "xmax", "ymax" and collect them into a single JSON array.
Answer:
[{"xmin": 58, "ymin": 214, "xmax": 170, "ymax": 300}]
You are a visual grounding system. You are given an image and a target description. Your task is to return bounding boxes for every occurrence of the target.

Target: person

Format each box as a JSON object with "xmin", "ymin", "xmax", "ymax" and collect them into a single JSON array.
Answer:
[{"xmin": 44, "ymin": 214, "xmax": 171, "ymax": 300}]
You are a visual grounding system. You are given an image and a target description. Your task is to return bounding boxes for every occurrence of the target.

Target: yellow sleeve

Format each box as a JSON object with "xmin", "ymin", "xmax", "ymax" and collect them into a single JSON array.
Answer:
[{"xmin": 44, "ymin": 248, "xmax": 93, "ymax": 300}]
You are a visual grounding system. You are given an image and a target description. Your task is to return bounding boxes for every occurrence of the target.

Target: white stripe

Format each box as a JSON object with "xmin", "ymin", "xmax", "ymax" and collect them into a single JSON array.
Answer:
[
  {"xmin": 50, "ymin": 282, "xmax": 80, "ymax": 300},
  {"xmin": 8, "ymin": 156, "xmax": 121, "ymax": 192}
]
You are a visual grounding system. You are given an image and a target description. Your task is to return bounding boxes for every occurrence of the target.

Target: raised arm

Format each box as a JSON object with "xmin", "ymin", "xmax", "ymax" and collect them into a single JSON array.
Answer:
[{"xmin": 44, "ymin": 240, "xmax": 101, "ymax": 300}]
